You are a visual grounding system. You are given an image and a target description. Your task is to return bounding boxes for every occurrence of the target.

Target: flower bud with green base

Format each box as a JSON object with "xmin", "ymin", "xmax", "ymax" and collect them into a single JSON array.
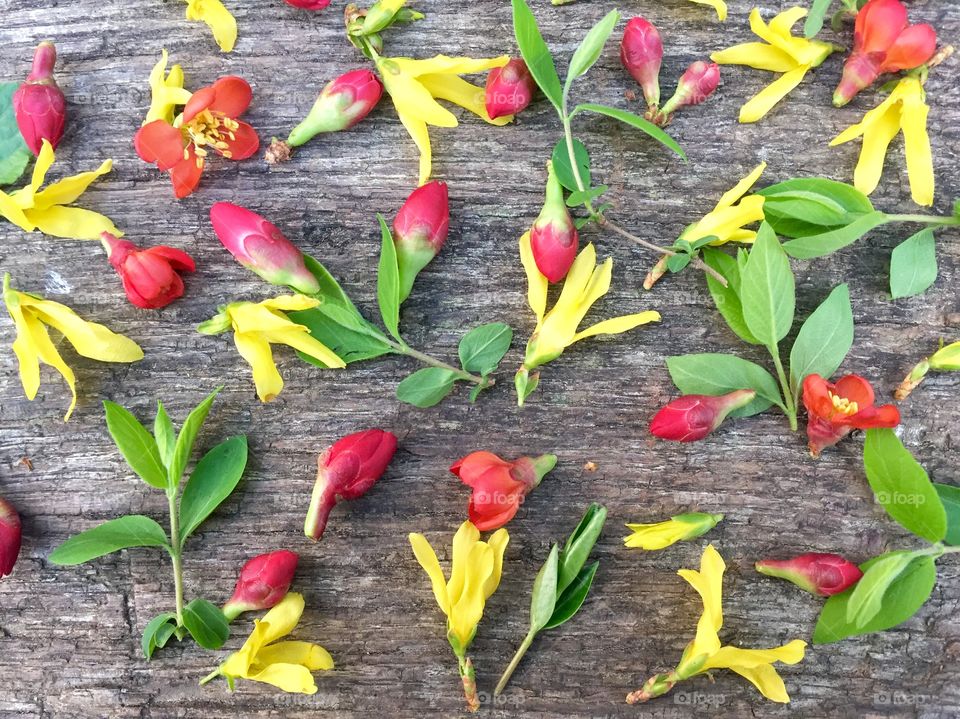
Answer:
[
  {"xmin": 756, "ymin": 552, "xmax": 863, "ymax": 597},
  {"xmin": 653, "ymin": 61, "xmax": 720, "ymax": 126},
  {"xmin": 620, "ymin": 17, "xmax": 663, "ymax": 109},
  {"xmin": 530, "ymin": 161, "xmax": 578, "ymax": 282},
  {"xmin": 393, "ymin": 181, "xmax": 450, "ymax": 302},
  {"xmin": 13, "ymin": 41, "xmax": 66, "ymax": 155},
  {"xmin": 222, "ymin": 550, "xmax": 299, "ymax": 620}
]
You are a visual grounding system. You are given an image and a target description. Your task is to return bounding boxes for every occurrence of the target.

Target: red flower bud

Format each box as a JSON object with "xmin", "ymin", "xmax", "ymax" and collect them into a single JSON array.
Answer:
[
  {"xmin": 833, "ymin": 0, "xmax": 936, "ymax": 106},
  {"xmin": 659, "ymin": 61, "xmax": 720, "ymax": 118},
  {"xmin": 802, "ymin": 374, "xmax": 900, "ymax": 457},
  {"xmin": 620, "ymin": 17, "xmax": 663, "ymax": 107},
  {"xmin": 284, "ymin": 0, "xmax": 331, "ymax": 9},
  {"xmin": 304, "ymin": 429, "xmax": 398, "ymax": 540},
  {"xmin": 13, "ymin": 41, "xmax": 67, "ymax": 155},
  {"xmin": 451, "ymin": 451, "xmax": 557, "ymax": 531},
  {"xmin": 485, "ymin": 59, "xmax": 536, "ymax": 119},
  {"xmin": 222, "ymin": 550, "xmax": 299, "ymax": 620},
  {"xmin": 393, "ymin": 180, "xmax": 450, "ymax": 302},
  {"xmin": 650, "ymin": 389, "xmax": 756, "ymax": 442},
  {"xmin": 0, "ymin": 497, "xmax": 22, "ymax": 579},
  {"xmin": 287, "ymin": 69, "xmax": 383, "ymax": 147},
  {"xmin": 101, "ymin": 233, "xmax": 195, "ymax": 310},
  {"xmin": 530, "ymin": 161, "xmax": 578, "ymax": 282},
  {"xmin": 209, "ymin": 202, "xmax": 321, "ymax": 295},
  {"xmin": 756, "ymin": 552, "xmax": 863, "ymax": 596}
]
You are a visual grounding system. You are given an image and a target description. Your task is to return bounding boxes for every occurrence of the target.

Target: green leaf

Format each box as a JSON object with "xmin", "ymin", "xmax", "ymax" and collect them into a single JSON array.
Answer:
[
  {"xmin": 566, "ymin": 10, "xmax": 620, "ymax": 83},
  {"xmin": 396, "ymin": 367, "xmax": 458, "ymax": 407},
  {"xmin": 302, "ymin": 255, "xmax": 360, "ymax": 312},
  {"xmin": 529, "ymin": 544, "xmax": 559, "ymax": 634},
  {"xmin": 376, "ymin": 214, "xmax": 402, "ymax": 342},
  {"xmin": 565, "ymin": 185, "xmax": 607, "ymax": 207},
  {"xmin": 804, "ymin": 0, "xmax": 833, "ymax": 37},
  {"xmin": 740, "ymin": 223, "xmax": 795, "ymax": 349},
  {"xmin": 290, "ymin": 305, "xmax": 394, "ymax": 365},
  {"xmin": 702, "ymin": 248, "xmax": 762, "ymax": 345},
  {"xmin": 845, "ymin": 550, "xmax": 918, "ymax": 628},
  {"xmin": 781, "ymin": 211, "xmax": 888, "ymax": 259},
  {"xmin": 544, "ymin": 560, "xmax": 598, "ymax": 630},
  {"xmin": 890, "ymin": 228, "xmax": 937, "ymax": 299},
  {"xmin": 667, "ymin": 353, "xmax": 783, "ymax": 416},
  {"xmin": 182, "ymin": 599, "xmax": 230, "ymax": 650},
  {"xmin": 572, "ymin": 103, "xmax": 685, "ymax": 160},
  {"xmin": 49, "ymin": 515, "xmax": 170, "ymax": 565},
  {"xmin": 814, "ymin": 554, "xmax": 936, "ymax": 643},
  {"xmin": 666, "ymin": 253, "xmax": 691, "ymax": 273},
  {"xmin": 863, "ymin": 428, "xmax": 947, "ymax": 542},
  {"xmin": 557, "ymin": 503, "xmax": 606, "ymax": 593},
  {"xmin": 933, "ymin": 483, "xmax": 960, "ymax": 546},
  {"xmin": 512, "ymin": 0, "xmax": 563, "ymax": 111},
  {"xmin": 759, "ymin": 178, "xmax": 874, "ymax": 230},
  {"xmin": 0, "ymin": 82, "xmax": 31, "ymax": 186},
  {"xmin": 142, "ymin": 612, "xmax": 178, "ymax": 660},
  {"xmin": 458, "ymin": 323, "xmax": 513, "ymax": 375},
  {"xmin": 103, "ymin": 401, "xmax": 168, "ymax": 490},
  {"xmin": 153, "ymin": 401, "xmax": 176, "ymax": 471},
  {"xmin": 788, "ymin": 283, "xmax": 853, "ymax": 400},
  {"xmin": 551, "ymin": 138, "xmax": 590, "ymax": 192},
  {"xmin": 178, "ymin": 436, "xmax": 248, "ymax": 545},
  {"xmin": 169, "ymin": 388, "xmax": 220, "ymax": 487}
]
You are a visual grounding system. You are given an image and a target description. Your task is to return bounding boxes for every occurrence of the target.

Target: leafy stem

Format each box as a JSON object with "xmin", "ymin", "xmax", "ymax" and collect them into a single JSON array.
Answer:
[
  {"xmin": 884, "ymin": 213, "xmax": 960, "ymax": 226},
  {"xmin": 166, "ymin": 488, "xmax": 185, "ymax": 629},
  {"xmin": 385, "ymin": 336, "xmax": 491, "ymax": 387},
  {"xmin": 769, "ymin": 347, "xmax": 798, "ymax": 431},
  {"xmin": 495, "ymin": 630, "xmax": 536, "ymax": 696}
]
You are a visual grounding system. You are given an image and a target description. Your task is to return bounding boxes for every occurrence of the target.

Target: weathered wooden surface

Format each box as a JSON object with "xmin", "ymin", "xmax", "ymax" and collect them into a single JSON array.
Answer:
[{"xmin": 0, "ymin": 0, "xmax": 958, "ymax": 717}]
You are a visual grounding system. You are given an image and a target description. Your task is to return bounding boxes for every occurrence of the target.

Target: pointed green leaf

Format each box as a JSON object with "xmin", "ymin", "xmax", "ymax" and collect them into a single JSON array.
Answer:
[
  {"xmin": 290, "ymin": 305, "xmax": 394, "ymax": 365},
  {"xmin": 512, "ymin": 0, "xmax": 563, "ymax": 111},
  {"xmin": 845, "ymin": 551, "xmax": 919, "ymax": 628},
  {"xmin": 544, "ymin": 560, "xmax": 599, "ymax": 630},
  {"xmin": 566, "ymin": 10, "xmax": 620, "ymax": 83},
  {"xmin": 804, "ymin": 0, "xmax": 832, "ymax": 37},
  {"xmin": 49, "ymin": 515, "xmax": 170, "ymax": 565},
  {"xmin": 178, "ymin": 436, "xmax": 248, "ymax": 544},
  {"xmin": 933, "ymin": 483, "xmax": 960, "ymax": 546},
  {"xmin": 890, "ymin": 228, "xmax": 937, "ymax": 299},
  {"xmin": 376, "ymin": 214, "xmax": 402, "ymax": 342},
  {"xmin": 740, "ymin": 223, "xmax": 795, "ymax": 349},
  {"xmin": 529, "ymin": 544, "xmax": 559, "ymax": 634},
  {"xmin": 788, "ymin": 283, "xmax": 853, "ymax": 401},
  {"xmin": 103, "ymin": 401, "xmax": 167, "ymax": 489},
  {"xmin": 702, "ymin": 248, "xmax": 762, "ymax": 345},
  {"xmin": 571, "ymin": 103, "xmax": 685, "ymax": 159},
  {"xmin": 557, "ymin": 504, "xmax": 606, "ymax": 593},
  {"xmin": 667, "ymin": 353, "xmax": 783, "ymax": 416},
  {"xmin": 182, "ymin": 599, "xmax": 230, "ymax": 650},
  {"xmin": 169, "ymin": 388, "xmax": 220, "ymax": 486},
  {"xmin": 458, "ymin": 323, "xmax": 513, "ymax": 375},
  {"xmin": 153, "ymin": 401, "xmax": 176, "ymax": 471},
  {"xmin": 142, "ymin": 612, "xmax": 178, "ymax": 660},
  {"xmin": 551, "ymin": 138, "xmax": 591, "ymax": 192},
  {"xmin": 781, "ymin": 211, "xmax": 888, "ymax": 259},
  {"xmin": 396, "ymin": 367, "xmax": 458, "ymax": 408}
]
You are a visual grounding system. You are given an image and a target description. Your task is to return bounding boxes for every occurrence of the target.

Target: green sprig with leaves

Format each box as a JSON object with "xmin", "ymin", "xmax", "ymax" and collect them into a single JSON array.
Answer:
[
  {"xmin": 802, "ymin": 0, "xmax": 867, "ymax": 39},
  {"xmin": 49, "ymin": 389, "xmax": 247, "ymax": 659}
]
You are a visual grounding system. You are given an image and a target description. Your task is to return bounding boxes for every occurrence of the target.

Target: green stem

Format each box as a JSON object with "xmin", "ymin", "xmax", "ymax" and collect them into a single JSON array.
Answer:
[
  {"xmin": 769, "ymin": 348, "xmax": 798, "ymax": 431},
  {"xmin": 495, "ymin": 630, "xmax": 537, "ymax": 696},
  {"xmin": 384, "ymin": 337, "xmax": 490, "ymax": 387},
  {"xmin": 885, "ymin": 213, "xmax": 960, "ymax": 226},
  {"xmin": 167, "ymin": 489, "xmax": 185, "ymax": 627},
  {"xmin": 198, "ymin": 668, "xmax": 220, "ymax": 686}
]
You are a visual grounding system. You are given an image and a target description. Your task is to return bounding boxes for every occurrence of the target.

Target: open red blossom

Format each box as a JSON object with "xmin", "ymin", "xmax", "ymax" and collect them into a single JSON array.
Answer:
[
  {"xmin": 833, "ymin": 0, "xmax": 937, "ymax": 106},
  {"xmin": 451, "ymin": 451, "xmax": 556, "ymax": 531},
  {"xmin": 134, "ymin": 76, "xmax": 259, "ymax": 198},
  {"xmin": 802, "ymin": 374, "xmax": 900, "ymax": 457},
  {"xmin": 101, "ymin": 233, "xmax": 195, "ymax": 309}
]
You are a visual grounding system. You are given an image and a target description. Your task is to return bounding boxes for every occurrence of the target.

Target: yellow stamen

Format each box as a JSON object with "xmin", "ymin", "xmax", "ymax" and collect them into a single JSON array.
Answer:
[
  {"xmin": 182, "ymin": 108, "xmax": 237, "ymax": 160},
  {"xmin": 829, "ymin": 392, "xmax": 858, "ymax": 415}
]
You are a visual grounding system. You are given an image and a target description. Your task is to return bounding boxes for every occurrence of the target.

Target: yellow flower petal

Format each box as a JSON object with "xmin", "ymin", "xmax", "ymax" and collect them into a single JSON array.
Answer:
[
  {"xmin": 688, "ymin": 0, "xmax": 727, "ymax": 21},
  {"xmin": 572, "ymin": 311, "xmax": 661, "ymax": 343},
  {"xmin": 254, "ymin": 641, "xmax": 334, "ymax": 671},
  {"xmin": 234, "ymin": 331, "xmax": 282, "ymax": 402},
  {"xmin": 900, "ymin": 89, "xmax": 934, "ymax": 207},
  {"xmin": 5, "ymin": 298, "xmax": 41, "ymax": 401},
  {"xmin": 397, "ymin": 111, "xmax": 433, "ymax": 186},
  {"xmin": 738, "ymin": 65, "xmax": 809, "ymax": 123},
  {"xmin": 259, "ymin": 593, "xmax": 305, "ymax": 645},
  {"xmin": 418, "ymin": 74, "xmax": 513, "ymax": 126},
  {"xmin": 381, "ymin": 63, "xmax": 459, "ymax": 128},
  {"xmin": 24, "ymin": 206, "xmax": 121, "ymax": 241},
  {"xmin": 185, "ymin": 0, "xmax": 237, "ymax": 53},
  {"xmin": 704, "ymin": 640, "xmax": 807, "ymax": 671},
  {"xmin": 409, "ymin": 532, "xmax": 450, "ymax": 616},
  {"xmin": 393, "ymin": 55, "xmax": 509, "ymax": 78},
  {"xmin": 245, "ymin": 663, "xmax": 318, "ymax": 694},
  {"xmin": 553, "ymin": 243, "xmax": 598, "ymax": 315},
  {"xmin": 221, "ymin": 619, "xmax": 270, "ymax": 677},
  {"xmin": 261, "ymin": 294, "xmax": 320, "ymax": 313},
  {"xmin": 678, "ymin": 544, "xmax": 725, "ymax": 658},
  {"xmin": 447, "ymin": 520, "xmax": 480, "ymax": 607},
  {"xmin": 716, "ymin": 163, "xmax": 767, "ymax": 210},
  {"xmin": 851, "ymin": 103, "xmax": 901, "ymax": 197},
  {"xmin": 578, "ymin": 259, "xmax": 613, "ymax": 314},
  {"xmin": 228, "ymin": 301, "xmax": 304, "ymax": 334},
  {"xmin": 32, "ymin": 159, "xmax": 113, "ymax": 210},
  {"xmin": 263, "ymin": 326, "xmax": 345, "ymax": 370},
  {"xmin": 29, "ymin": 298, "xmax": 143, "ymax": 362},
  {"xmin": 711, "ymin": 43, "xmax": 797, "ymax": 72},
  {"xmin": 728, "ymin": 663, "xmax": 791, "ymax": 702},
  {"xmin": 623, "ymin": 522, "xmax": 687, "ymax": 550},
  {"xmin": 0, "ymin": 189, "xmax": 35, "ymax": 232},
  {"xmin": 831, "ymin": 90, "xmax": 900, "ymax": 146},
  {"xmin": 482, "ymin": 528, "xmax": 509, "ymax": 599},
  {"xmin": 448, "ymin": 541, "xmax": 493, "ymax": 650},
  {"xmin": 518, "ymin": 232, "xmax": 547, "ymax": 326},
  {"xmin": 685, "ymin": 196, "xmax": 766, "ymax": 244},
  {"xmin": 146, "ymin": 50, "xmax": 193, "ymax": 124},
  {"xmin": 19, "ymin": 140, "xmax": 55, "ymax": 204}
]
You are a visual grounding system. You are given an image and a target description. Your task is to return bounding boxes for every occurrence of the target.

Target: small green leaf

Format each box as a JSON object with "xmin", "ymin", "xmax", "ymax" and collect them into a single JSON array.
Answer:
[
  {"xmin": 376, "ymin": 214, "xmax": 402, "ymax": 342},
  {"xmin": 571, "ymin": 103, "xmax": 685, "ymax": 160},
  {"xmin": 529, "ymin": 544, "xmax": 559, "ymax": 634},
  {"xmin": 666, "ymin": 253, "xmax": 691, "ymax": 273},
  {"xmin": 142, "ymin": 612, "xmax": 178, "ymax": 660},
  {"xmin": 544, "ymin": 560, "xmax": 599, "ymax": 630},
  {"xmin": 701, "ymin": 248, "xmax": 761, "ymax": 345},
  {"xmin": 0, "ymin": 82, "xmax": 31, "ymax": 186},
  {"xmin": 182, "ymin": 599, "xmax": 230, "ymax": 650},
  {"xmin": 557, "ymin": 503, "xmax": 606, "ymax": 593},
  {"xmin": 565, "ymin": 185, "xmax": 607, "ymax": 207},
  {"xmin": 458, "ymin": 323, "xmax": 513, "ymax": 375},
  {"xmin": 804, "ymin": 0, "xmax": 833, "ymax": 37},
  {"xmin": 863, "ymin": 428, "xmax": 947, "ymax": 543},
  {"xmin": 781, "ymin": 211, "xmax": 888, "ymax": 259},
  {"xmin": 933, "ymin": 483, "xmax": 960, "ymax": 546},
  {"xmin": 396, "ymin": 367, "xmax": 458, "ymax": 408},
  {"xmin": 103, "ymin": 401, "xmax": 168, "ymax": 489},
  {"xmin": 512, "ymin": 0, "xmax": 563, "ymax": 111},
  {"xmin": 290, "ymin": 305, "xmax": 394, "ymax": 365},
  {"xmin": 49, "ymin": 515, "xmax": 170, "ymax": 565},
  {"xmin": 788, "ymin": 283, "xmax": 853, "ymax": 401},
  {"xmin": 551, "ymin": 138, "xmax": 590, "ymax": 192},
  {"xmin": 890, "ymin": 228, "xmax": 937, "ymax": 299},
  {"xmin": 178, "ymin": 436, "xmax": 248, "ymax": 545},
  {"xmin": 169, "ymin": 388, "xmax": 220, "ymax": 487},
  {"xmin": 469, "ymin": 380, "xmax": 489, "ymax": 403},
  {"xmin": 814, "ymin": 554, "xmax": 936, "ymax": 643},
  {"xmin": 566, "ymin": 10, "xmax": 620, "ymax": 83},
  {"xmin": 740, "ymin": 222, "xmax": 795, "ymax": 349},
  {"xmin": 667, "ymin": 353, "xmax": 784, "ymax": 416},
  {"xmin": 845, "ymin": 551, "xmax": 918, "ymax": 628},
  {"xmin": 153, "ymin": 402, "xmax": 176, "ymax": 471}
]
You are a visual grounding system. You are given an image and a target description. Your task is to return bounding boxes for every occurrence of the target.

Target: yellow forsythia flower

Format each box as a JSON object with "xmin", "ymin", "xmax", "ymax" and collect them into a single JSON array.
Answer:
[
  {"xmin": 712, "ymin": 7, "xmax": 835, "ymax": 123},
  {"xmin": 682, "ymin": 163, "xmax": 767, "ymax": 246},
  {"xmin": 197, "ymin": 294, "xmax": 345, "ymax": 402},
  {"xmin": 145, "ymin": 50, "xmax": 193, "ymax": 124},
  {"xmin": 688, "ymin": 0, "xmax": 727, "ymax": 21},
  {"xmin": 376, "ymin": 54, "xmax": 513, "ymax": 185},
  {"xmin": 202, "ymin": 593, "xmax": 334, "ymax": 693},
  {"xmin": 0, "ymin": 140, "xmax": 119, "ymax": 240},
  {"xmin": 2, "ymin": 274, "xmax": 143, "ymax": 420},
  {"xmin": 830, "ymin": 76, "xmax": 933, "ymax": 207},
  {"xmin": 184, "ymin": 0, "xmax": 238, "ymax": 53},
  {"xmin": 409, "ymin": 521, "xmax": 508, "ymax": 712},
  {"xmin": 623, "ymin": 512, "xmax": 724, "ymax": 550},
  {"xmin": 627, "ymin": 545, "xmax": 807, "ymax": 704},
  {"xmin": 515, "ymin": 234, "xmax": 660, "ymax": 405}
]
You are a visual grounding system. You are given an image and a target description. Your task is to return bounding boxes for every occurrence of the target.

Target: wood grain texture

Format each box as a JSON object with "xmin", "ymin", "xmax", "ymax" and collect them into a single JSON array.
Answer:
[{"xmin": 0, "ymin": 0, "xmax": 958, "ymax": 717}]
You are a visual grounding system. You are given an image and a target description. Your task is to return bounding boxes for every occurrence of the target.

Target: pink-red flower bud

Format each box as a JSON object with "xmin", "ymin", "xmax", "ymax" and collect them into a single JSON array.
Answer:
[
  {"xmin": 222, "ymin": 550, "xmax": 299, "ymax": 620},
  {"xmin": 304, "ymin": 429, "xmax": 398, "ymax": 541},
  {"xmin": 756, "ymin": 552, "xmax": 863, "ymax": 597},
  {"xmin": 659, "ymin": 61, "xmax": 720, "ymax": 118},
  {"xmin": 0, "ymin": 497, "xmax": 22, "ymax": 579},
  {"xmin": 209, "ymin": 202, "xmax": 321, "ymax": 295},
  {"xmin": 287, "ymin": 69, "xmax": 383, "ymax": 147},
  {"xmin": 101, "ymin": 233, "xmax": 195, "ymax": 310},
  {"xmin": 13, "ymin": 41, "xmax": 67, "ymax": 155},
  {"xmin": 833, "ymin": 0, "xmax": 937, "ymax": 107},
  {"xmin": 393, "ymin": 180, "xmax": 450, "ymax": 302},
  {"xmin": 620, "ymin": 17, "xmax": 663, "ymax": 107},
  {"xmin": 451, "ymin": 451, "xmax": 556, "ymax": 531},
  {"xmin": 485, "ymin": 59, "xmax": 536, "ymax": 120},
  {"xmin": 530, "ymin": 161, "xmax": 578, "ymax": 283},
  {"xmin": 650, "ymin": 389, "xmax": 756, "ymax": 442},
  {"xmin": 284, "ymin": 0, "xmax": 331, "ymax": 9}
]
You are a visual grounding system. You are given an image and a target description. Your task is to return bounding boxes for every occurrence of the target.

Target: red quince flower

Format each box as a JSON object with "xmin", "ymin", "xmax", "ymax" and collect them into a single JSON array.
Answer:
[
  {"xmin": 101, "ymin": 232, "xmax": 195, "ymax": 309},
  {"xmin": 833, "ymin": 0, "xmax": 937, "ymax": 107},
  {"xmin": 134, "ymin": 76, "xmax": 259, "ymax": 198},
  {"xmin": 223, "ymin": 550, "xmax": 299, "ymax": 620},
  {"xmin": 756, "ymin": 552, "xmax": 863, "ymax": 597},
  {"xmin": 451, "ymin": 451, "xmax": 556, "ymax": 531},
  {"xmin": 801, "ymin": 374, "xmax": 900, "ymax": 457}
]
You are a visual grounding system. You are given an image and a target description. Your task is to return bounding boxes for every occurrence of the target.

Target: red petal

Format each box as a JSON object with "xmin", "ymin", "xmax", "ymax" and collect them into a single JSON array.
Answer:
[
  {"xmin": 134, "ymin": 120, "xmax": 184, "ymax": 170},
  {"xmin": 219, "ymin": 120, "xmax": 259, "ymax": 160},
  {"xmin": 468, "ymin": 495, "xmax": 520, "ymax": 531},
  {"xmin": 144, "ymin": 245, "xmax": 196, "ymax": 272},
  {"xmin": 834, "ymin": 374, "xmax": 876, "ymax": 408},
  {"xmin": 852, "ymin": 403, "xmax": 901, "ymax": 429},
  {"xmin": 169, "ymin": 150, "xmax": 204, "ymax": 199},
  {"xmin": 881, "ymin": 24, "xmax": 937, "ymax": 72},
  {"xmin": 185, "ymin": 76, "xmax": 252, "ymax": 122},
  {"xmin": 857, "ymin": 0, "xmax": 907, "ymax": 54},
  {"xmin": 181, "ymin": 85, "xmax": 216, "ymax": 124}
]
